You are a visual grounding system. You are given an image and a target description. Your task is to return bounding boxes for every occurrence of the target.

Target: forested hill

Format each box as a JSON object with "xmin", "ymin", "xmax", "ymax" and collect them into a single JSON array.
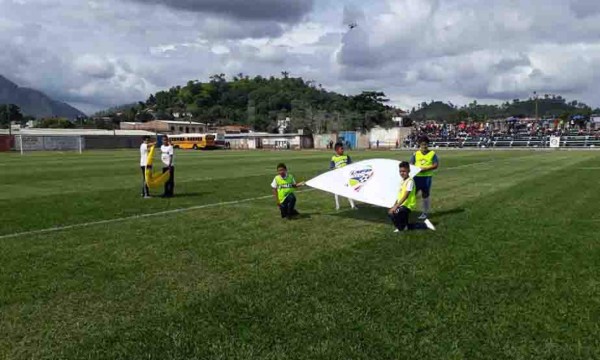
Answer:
[
  {"xmin": 100, "ymin": 74, "xmax": 394, "ymax": 133},
  {"xmin": 410, "ymin": 97, "xmax": 599, "ymax": 123}
]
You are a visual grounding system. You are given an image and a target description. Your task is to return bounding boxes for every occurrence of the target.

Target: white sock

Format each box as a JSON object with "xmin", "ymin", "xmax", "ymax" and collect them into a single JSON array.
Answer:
[
  {"xmin": 423, "ymin": 197, "xmax": 431, "ymax": 214},
  {"xmin": 335, "ymin": 194, "xmax": 340, "ymax": 209},
  {"xmin": 349, "ymin": 198, "xmax": 355, "ymax": 208}
]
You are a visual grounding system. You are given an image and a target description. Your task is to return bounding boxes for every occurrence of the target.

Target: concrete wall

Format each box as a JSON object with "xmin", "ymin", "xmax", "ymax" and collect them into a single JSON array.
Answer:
[
  {"xmin": 20, "ymin": 136, "xmax": 81, "ymax": 151},
  {"xmin": 227, "ymin": 138, "xmax": 255, "ymax": 150},
  {"xmin": 0, "ymin": 135, "xmax": 13, "ymax": 151},
  {"xmin": 11, "ymin": 135, "xmax": 154, "ymax": 151},
  {"xmin": 300, "ymin": 136, "xmax": 314, "ymax": 149},
  {"xmin": 314, "ymin": 134, "xmax": 337, "ymax": 149},
  {"xmin": 369, "ymin": 127, "xmax": 413, "ymax": 148},
  {"xmin": 84, "ymin": 135, "xmax": 144, "ymax": 149},
  {"xmin": 357, "ymin": 133, "xmax": 370, "ymax": 149},
  {"xmin": 261, "ymin": 136, "xmax": 301, "ymax": 149}
]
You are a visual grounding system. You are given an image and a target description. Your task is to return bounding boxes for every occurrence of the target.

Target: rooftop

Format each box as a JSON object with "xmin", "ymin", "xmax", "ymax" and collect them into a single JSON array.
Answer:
[
  {"xmin": 155, "ymin": 120, "xmax": 205, "ymax": 125},
  {"xmin": 1, "ymin": 128, "xmax": 156, "ymax": 136}
]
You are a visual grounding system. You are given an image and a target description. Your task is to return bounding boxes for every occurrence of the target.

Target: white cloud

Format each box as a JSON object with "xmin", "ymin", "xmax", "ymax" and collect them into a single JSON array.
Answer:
[{"xmin": 1, "ymin": 0, "xmax": 600, "ymax": 115}]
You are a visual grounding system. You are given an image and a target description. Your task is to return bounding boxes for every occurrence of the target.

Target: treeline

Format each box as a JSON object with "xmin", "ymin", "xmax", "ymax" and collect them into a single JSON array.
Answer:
[
  {"xmin": 0, "ymin": 104, "xmax": 104, "ymax": 129},
  {"xmin": 0, "ymin": 104, "xmax": 28, "ymax": 128},
  {"xmin": 410, "ymin": 96, "xmax": 599, "ymax": 123},
  {"xmin": 97, "ymin": 74, "xmax": 395, "ymax": 133}
]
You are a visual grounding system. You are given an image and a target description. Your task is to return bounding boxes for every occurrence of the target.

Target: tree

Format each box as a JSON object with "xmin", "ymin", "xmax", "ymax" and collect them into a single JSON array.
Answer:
[
  {"xmin": 37, "ymin": 118, "xmax": 75, "ymax": 129},
  {"xmin": 0, "ymin": 104, "xmax": 24, "ymax": 128},
  {"xmin": 146, "ymin": 94, "xmax": 157, "ymax": 106}
]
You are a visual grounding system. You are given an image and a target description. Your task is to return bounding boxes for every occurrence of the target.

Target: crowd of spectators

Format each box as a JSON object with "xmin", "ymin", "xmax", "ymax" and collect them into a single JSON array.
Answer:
[{"xmin": 406, "ymin": 117, "xmax": 600, "ymax": 147}]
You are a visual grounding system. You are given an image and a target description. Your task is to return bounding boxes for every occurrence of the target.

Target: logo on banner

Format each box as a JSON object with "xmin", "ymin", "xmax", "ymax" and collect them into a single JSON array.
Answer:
[
  {"xmin": 550, "ymin": 136, "xmax": 560, "ymax": 148},
  {"xmin": 347, "ymin": 166, "xmax": 374, "ymax": 192}
]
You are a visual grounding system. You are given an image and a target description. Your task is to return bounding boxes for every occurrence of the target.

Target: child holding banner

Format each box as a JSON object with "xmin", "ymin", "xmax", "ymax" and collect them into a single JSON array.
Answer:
[
  {"xmin": 139, "ymin": 136, "xmax": 154, "ymax": 198},
  {"xmin": 330, "ymin": 143, "xmax": 357, "ymax": 210},
  {"xmin": 410, "ymin": 136, "xmax": 439, "ymax": 219},
  {"xmin": 388, "ymin": 162, "xmax": 436, "ymax": 232},
  {"xmin": 271, "ymin": 163, "xmax": 305, "ymax": 219}
]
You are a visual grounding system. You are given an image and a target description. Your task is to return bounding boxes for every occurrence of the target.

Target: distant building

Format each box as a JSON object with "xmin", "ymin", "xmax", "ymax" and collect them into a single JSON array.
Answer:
[
  {"xmin": 392, "ymin": 109, "xmax": 409, "ymax": 127},
  {"xmin": 210, "ymin": 125, "xmax": 251, "ymax": 134},
  {"xmin": 224, "ymin": 132, "xmax": 313, "ymax": 150},
  {"xmin": 172, "ymin": 112, "xmax": 192, "ymax": 119},
  {"xmin": 120, "ymin": 120, "xmax": 207, "ymax": 134}
]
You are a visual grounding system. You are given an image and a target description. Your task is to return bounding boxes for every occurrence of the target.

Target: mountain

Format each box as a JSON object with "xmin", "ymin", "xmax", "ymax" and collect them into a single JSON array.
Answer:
[{"xmin": 0, "ymin": 75, "xmax": 86, "ymax": 119}]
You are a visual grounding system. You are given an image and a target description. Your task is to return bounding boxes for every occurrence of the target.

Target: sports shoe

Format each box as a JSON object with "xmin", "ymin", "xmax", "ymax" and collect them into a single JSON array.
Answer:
[
  {"xmin": 393, "ymin": 229, "xmax": 400, "ymax": 233},
  {"xmin": 424, "ymin": 219, "xmax": 436, "ymax": 231},
  {"xmin": 418, "ymin": 213, "xmax": 428, "ymax": 220}
]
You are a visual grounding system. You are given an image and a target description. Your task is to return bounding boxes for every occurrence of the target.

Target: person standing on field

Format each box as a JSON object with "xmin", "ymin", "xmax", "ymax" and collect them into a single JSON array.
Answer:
[
  {"xmin": 160, "ymin": 136, "xmax": 175, "ymax": 198},
  {"xmin": 140, "ymin": 136, "xmax": 154, "ymax": 198},
  {"xmin": 330, "ymin": 142, "xmax": 357, "ymax": 210},
  {"xmin": 409, "ymin": 135, "xmax": 439, "ymax": 219}
]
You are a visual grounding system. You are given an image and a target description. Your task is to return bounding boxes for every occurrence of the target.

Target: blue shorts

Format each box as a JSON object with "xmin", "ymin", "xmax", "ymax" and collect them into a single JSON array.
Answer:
[{"xmin": 414, "ymin": 176, "xmax": 432, "ymax": 197}]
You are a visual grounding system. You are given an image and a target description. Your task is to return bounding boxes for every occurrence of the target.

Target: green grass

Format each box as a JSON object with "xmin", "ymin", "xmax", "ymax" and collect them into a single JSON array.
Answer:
[{"xmin": 1, "ymin": 149, "xmax": 600, "ymax": 359}]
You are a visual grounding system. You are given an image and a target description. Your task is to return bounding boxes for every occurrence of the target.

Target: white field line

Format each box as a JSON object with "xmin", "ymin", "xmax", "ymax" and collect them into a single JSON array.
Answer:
[{"xmin": 0, "ymin": 190, "xmax": 314, "ymax": 240}]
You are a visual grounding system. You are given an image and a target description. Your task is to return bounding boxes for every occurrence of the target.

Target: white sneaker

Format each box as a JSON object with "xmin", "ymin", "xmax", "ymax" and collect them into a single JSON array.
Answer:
[
  {"xmin": 393, "ymin": 229, "xmax": 400, "ymax": 233},
  {"xmin": 418, "ymin": 213, "xmax": 428, "ymax": 220},
  {"xmin": 351, "ymin": 205, "xmax": 358, "ymax": 210},
  {"xmin": 424, "ymin": 219, "xmax": 436, "ymax": 231}
]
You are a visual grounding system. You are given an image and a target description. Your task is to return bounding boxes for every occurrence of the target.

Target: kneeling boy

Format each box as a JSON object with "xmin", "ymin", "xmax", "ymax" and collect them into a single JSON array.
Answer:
[
  {"xmin": 388, "ymin": 162, "xmax": 436, "ymax": 232},
  {"xmin": 271, "ymin": 163, "xmax": 305, "ymax": 219}
]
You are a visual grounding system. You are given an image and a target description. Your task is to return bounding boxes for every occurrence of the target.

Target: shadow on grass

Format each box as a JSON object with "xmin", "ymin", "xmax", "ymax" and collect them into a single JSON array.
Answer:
[
  {"xmin": 329, "ymin": 205, "xmax": 389, "ymax": 224},
  {"xmin": 432, "ymin": 207, "xmax": 466, "ymax": 218},
  {"xmin": 169, "ymin": 192, "xmax": 206, "ymax": 198},
  {"xmin": 328, "ymin": 205, "xmax": 466, "ymax": 225},
  {"xmin": 290, "ymin": 212, "xmax": 319, "ymax": 220}
]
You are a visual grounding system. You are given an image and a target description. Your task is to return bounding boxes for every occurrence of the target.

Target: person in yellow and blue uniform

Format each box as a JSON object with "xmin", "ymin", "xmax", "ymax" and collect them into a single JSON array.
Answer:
[
  {"xmin": 388, "ymin": 162, "xmax": 436, "ymax": 232},
  {"xmin": 271, "ymin": 163, "xmax": 305, "ymax": 219},
  {"xmin": 409, "ymin": 135, "xmax": 439, "ymax": 219},
  {"xmin": 330, "ymin": 142, "xmax": 357, "ymax": 210}
]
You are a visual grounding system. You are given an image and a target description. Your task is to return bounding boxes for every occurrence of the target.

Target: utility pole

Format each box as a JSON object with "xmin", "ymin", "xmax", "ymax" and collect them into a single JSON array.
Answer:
[
  {"xmin": 534, "ymin": 91, "xmax": 539, "ymax": 122},
  {"xmin": 7, "ymin": 104, "xmax": 11, "ymax": 137}
]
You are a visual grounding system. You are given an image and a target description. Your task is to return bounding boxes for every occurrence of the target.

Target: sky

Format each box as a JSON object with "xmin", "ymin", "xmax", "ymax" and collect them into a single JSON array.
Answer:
[{"xmin": 1, "ymin": 0, "xmax": 600, "ymax": 114}]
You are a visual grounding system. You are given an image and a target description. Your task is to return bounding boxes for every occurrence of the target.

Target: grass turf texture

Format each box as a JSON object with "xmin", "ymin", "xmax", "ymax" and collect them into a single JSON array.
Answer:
[{"xmin": 1, "ymin": 149, "xmax": 600, "ymax": 359}]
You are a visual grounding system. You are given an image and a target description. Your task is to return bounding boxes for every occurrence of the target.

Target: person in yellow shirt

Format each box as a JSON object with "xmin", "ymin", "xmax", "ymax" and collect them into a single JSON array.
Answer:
[
  {"xmin": 330, "ymin": 143, "xmax": 357, "ymax": 210},
  {"xmin": 388, "ymin": 161, "xmax": 436, "ymax": 232},
  {"xmin": 409, "ymin": 136, "xmax": 439, "ymax": 219},
  {"xmin": 271, "ymin": 163, "xmax": 305, "ymax": 219}
]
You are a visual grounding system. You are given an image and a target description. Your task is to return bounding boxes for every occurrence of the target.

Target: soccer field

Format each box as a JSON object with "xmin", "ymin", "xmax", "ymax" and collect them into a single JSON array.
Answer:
[{"xmin": 1, "ymin": 149, "xmax": 600, "ymax": 359}]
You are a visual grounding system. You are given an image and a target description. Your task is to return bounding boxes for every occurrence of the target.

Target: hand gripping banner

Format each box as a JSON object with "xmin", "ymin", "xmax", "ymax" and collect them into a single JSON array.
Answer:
[{"xmin": 145, "ymin": 145, "xmax": 171, "ymax": 188}]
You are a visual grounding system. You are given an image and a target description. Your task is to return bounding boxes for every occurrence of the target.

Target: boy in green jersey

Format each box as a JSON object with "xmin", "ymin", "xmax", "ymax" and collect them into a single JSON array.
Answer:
[
  {"xmin": 410, "ymin": 135, "xmax": 439, "ymax": 219},
  {"xmin": 388, "ymin": 162, "xmax": 436, "ymax": 232},
  {"xmin": 271, "ymin": 163, "xmax": 305, "ymax": 219},
  {"xmin": 330, "ymin": 142, "xmax": 357, "ymax": 210}
]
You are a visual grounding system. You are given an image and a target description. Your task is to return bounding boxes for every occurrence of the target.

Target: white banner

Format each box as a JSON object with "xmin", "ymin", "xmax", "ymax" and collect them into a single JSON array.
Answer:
[
  {"xmin": 306, "ymin": 159, "xmax": 421, "ymax": 208},
  {"xmin": 549, "ymin": 136, "xmax": 560, "ymax": 148}
]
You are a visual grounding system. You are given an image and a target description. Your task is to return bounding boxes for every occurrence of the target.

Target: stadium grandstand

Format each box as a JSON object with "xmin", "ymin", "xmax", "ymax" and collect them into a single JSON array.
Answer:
[{"xmin": 407, "ymin": 117, "xmax": 600, "ymax": 149}]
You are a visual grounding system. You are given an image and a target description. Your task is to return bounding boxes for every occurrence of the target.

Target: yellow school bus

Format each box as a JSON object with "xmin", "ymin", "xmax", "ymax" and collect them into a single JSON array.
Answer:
[{"xmin": 168, "ymin": 133, "xmax": 216, "ymax": 150}]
